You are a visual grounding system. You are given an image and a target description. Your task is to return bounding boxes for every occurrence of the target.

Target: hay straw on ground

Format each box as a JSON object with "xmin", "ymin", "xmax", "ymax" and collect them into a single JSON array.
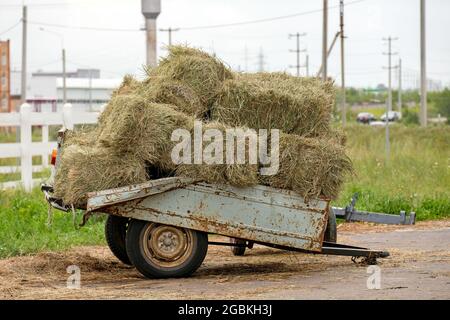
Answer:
[
  {"xmin": 211, "ymin": 72, "xmax": 335, "ymax": 137},
  {"xmin": 261, "ymin": 133, "xmax": 353, "ymax": 200}
]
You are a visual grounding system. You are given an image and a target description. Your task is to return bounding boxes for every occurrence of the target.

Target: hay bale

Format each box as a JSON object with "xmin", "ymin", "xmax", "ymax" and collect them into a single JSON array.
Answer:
[
  {"xmin": 150, "ymin": 45, "xmax": 233, "ymax": 107},
  {"xmin": 98, "ymin": 75, "xmax": 142, "ymax": 127},
  {"xmin": 141, "ymin": 77, "xmax": 207, "ymax": 118},
  {"xmin": 63, "ymin": 126, "xmax": 99, "ymax": 147},
  {"xmin": 53, "ymin": 144, "xmax": 147, "ymax": 207},
  {"xmin": 261, "ymin": 133, "xmax": 353, "ymax": 200},
  {"xmin": 211, "ymin": 72, "xmax": 334, "ymax": 137},
  {"xmin": 239, "ymin": 72, "xmax": 335, "ymax": 97},
  {"xmin": 98, "ymin": 94, "xmax": 195, "ymax": 171},
  {"xmin": 112, "ymin": 74, "xmax": 142, "ymax": 97},
  {"xmin": 175, "ymin": 122, "xmax": 259, "ymax": 186},
  {"xmin": 326, "ymin": 127, "xmax": 347, "ymax": 146}
]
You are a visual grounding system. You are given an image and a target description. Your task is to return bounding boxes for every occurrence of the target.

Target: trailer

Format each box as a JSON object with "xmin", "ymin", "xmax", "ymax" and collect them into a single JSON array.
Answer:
[{"xmin": 41, "ymin": 129, "xmax": 391, "ymax": 279}]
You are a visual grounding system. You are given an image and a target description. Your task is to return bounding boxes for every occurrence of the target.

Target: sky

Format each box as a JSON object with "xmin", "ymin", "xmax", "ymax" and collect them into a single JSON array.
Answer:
[{"xmin": 1, "ymin": 0, "xmax": 449, "ymax": 89}]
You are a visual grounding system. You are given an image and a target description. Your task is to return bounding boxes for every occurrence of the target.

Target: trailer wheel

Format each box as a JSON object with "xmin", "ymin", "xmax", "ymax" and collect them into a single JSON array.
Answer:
[
  {"xmin": 230, "ymin": 238, "xmax": 246, "ymax": 256},
  {"xmin": 105, "ymin": 215, "xmax": 132, "ymax": 265},
  {"xmin": 324, "ymin": 208, "xmax": 337, "ymax": 243},
  {"xmin": 126, "ymin": 220, "xmax": 208, "ymax": 278}
]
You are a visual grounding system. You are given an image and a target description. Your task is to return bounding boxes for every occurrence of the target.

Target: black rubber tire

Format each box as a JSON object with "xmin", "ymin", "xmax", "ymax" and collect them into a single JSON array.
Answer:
[
  {"xmin": 324, "ymin": 208, "xmax": 337, "ymax": 243},
  {"xmin": 105, "ymin": 215, "xmax": 132, "ymax": 265},
  {"xmin": 230, "ymin": 238, "xmax": 246, "ymax": 256},
  {"xmin": 126, "ymin": 220, "xmax": 208, "ymax": 278}
]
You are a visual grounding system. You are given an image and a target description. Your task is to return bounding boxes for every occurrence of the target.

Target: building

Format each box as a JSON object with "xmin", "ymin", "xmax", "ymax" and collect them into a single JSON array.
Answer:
[
  {"xmin": 10, "ymin": 68, "xmax": 121, "ymax": 112},
  {"xmin": 56, "ymin": 77, "xmax": 122, "ymax": 111},
  {"xmin": 0, "ymin": 40, "xmax": 12, "ymax": 112},
  {"xmin": 32, "ymin": 68, "xmax": 100, "ymax": 79}
]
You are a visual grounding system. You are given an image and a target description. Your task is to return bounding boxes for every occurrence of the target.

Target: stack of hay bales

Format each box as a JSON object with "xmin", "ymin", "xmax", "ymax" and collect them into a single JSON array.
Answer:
[
  {"xmin": 211, "ymin": 72, "xmax": 334, "ymax": 137},
  {"xmin": 262, "ymin": 133, "xmax": 352, "ymax": 200},
  {"xmin": 174, "ymin": 121, "xmax": 260, "ymax": 187},
  {"xmin": 53, "ymin": 45, "xmax": 352, "ymax": 207}
]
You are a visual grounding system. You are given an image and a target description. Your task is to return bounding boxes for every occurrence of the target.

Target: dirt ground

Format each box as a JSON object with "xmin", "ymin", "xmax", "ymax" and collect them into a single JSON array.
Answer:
[{"xmin": 1, "ymin": 219, "xmax": 449, "ymax": 300}]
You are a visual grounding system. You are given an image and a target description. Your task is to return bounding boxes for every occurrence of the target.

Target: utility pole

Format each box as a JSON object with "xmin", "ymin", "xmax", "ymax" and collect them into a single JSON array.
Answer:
[
  {"xmin": 257, "ymin": 47, "xmax": 265, "ymax": 72},
  {"xmin": 289, "ymin": 32, "xmax": 306, "ymax": 77},
  {"xmin": 39, "ymin": 27, "xmax": 66, "ymax": 105},
  {"xmin": 159, "ymin": 27, "xmax": 179, "ymax": 46},
  {"xmin": 244, "ymin": 45, "xmax": 248, "ymax": 72},
  {"xmin": 420, "ymin": 0, "xmax": 427, "ymax": 127},
  {"xmin": 322, "ymin": 0, "xmax": 328, "ymax": 81},
  {"xmin": 383, "ymin": 37, "xmax": 399, "ymax": 112},
  {"xmin": 398, "ymin": 58, "xmax": 402, "ymax": 114},
  {"xmin": 62, "ymin": 48, "xmax": 67, "ymax": 104},
  {"xmin": 306, "ymin": 54, "xmax": 309, "ymax": 77},
  {"xmin": 316, "ymin": 31, "xmax": 340, "ymax": 77},
  {"xmin": 340, "ymin": 0, "xmax": 346, "ymax": 126},
  {"xmin": 382, "ymin": 36, "xmax": 399, "ymax": 163},
  {"xmin": 21, "ymin": 5, "xmax": 27, "ymax": 105},
  {"xmin": 88, "ymin": 68, "xmax": 92, "ymax": 111}
]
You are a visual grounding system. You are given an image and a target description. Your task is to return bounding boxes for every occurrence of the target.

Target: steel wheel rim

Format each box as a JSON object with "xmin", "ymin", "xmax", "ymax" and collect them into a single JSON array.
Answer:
[{"xmin": 141, "ymin": 223, "xmax": 194, "ymax": 268}]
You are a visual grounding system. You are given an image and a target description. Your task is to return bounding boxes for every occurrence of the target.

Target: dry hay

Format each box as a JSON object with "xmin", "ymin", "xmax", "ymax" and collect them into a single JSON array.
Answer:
[
  {"xmin": 63, "ymin": 125, "xmax": 99, "ymax": 147},
  {"xmin": 140, "ymin": 76, "xmax": 207, "ymax": 118},
  {"xmin": 261, "ymin": 133, "xmax": 353, "ymax": 200},
  {"xmin": 98, "ymin": 75, "xmax": 142, "ymax": 127},
  {"xmin": 239, "ymin": 72, "xmax": 335, "ymax": 97},
  {"xmin": 53, "ymin": 144, "xmax": 147, "ymax": 207},
  {"xmin": 211, "ymin": 72, "xmax": 335, "ymax": 137},
  {"xmin": 53, "ymin": 47, "xmax": 352, "ymax": 206},
  {"xmin": 98, "ymin": 94, "xmax": 195, "ymax": 172},
  {"xmin": 175, "ymin": 122, "xmax": 259, "ymax": 186},
  {"xmin": 149, "ymin": 45, "xmax": 234, "ymax": 108},
  {"xmin": 111, "ymin": 74, "xmax": 142, "ymax": 97},
  {"xmin": 52, "ymin": 126, "xmax": 99, "ymax": 202},
  {"xmin": 326, "ymin": 127, "xmax": 347, "ymax": 146}
]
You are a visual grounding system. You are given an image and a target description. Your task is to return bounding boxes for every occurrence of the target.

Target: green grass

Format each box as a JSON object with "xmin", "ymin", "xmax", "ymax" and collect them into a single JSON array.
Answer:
[
  {"xmin": 333, "ymin": 125, "xmax": 450, "ymax": 221},
  {"xmin": 0, "ymin": 124, "xmax": 449, "ymax": 258},
  {"xmin": 0, "ymin": 188, "xmax": 105, "ymax": 259}
]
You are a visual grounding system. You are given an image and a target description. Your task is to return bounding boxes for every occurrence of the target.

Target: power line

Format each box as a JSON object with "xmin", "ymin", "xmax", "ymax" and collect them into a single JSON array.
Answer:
[
  {"xmin": 0, "ymin": 20, "xmax": 21, "ymax": 36},
  {"xmin": 178, "ymin": 0, "xmax": 367, "ymax": 30},
  {"xmin": 29, "ymin": 57, "xmax": 62, "ymax": 69},
  {"xmin": 0, "ymin": 3, "xmax": 69, "ymax": 7},
  {"xmin": 27, "ymin": 20, "xmax": 141, "ymax": 32},
  {"xmin": 25, "ymin": 0, "xmax": 367, "ymax": 33},
  {"xmin": 159, "ymin": 27, "xmax": 180, "ymax": 46}
]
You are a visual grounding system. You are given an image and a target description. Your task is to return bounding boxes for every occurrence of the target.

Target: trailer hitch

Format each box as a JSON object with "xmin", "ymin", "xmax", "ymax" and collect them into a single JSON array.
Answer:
[{"xmin": 332, "ymin": 193, "xmax": 416, "ymax": 225}]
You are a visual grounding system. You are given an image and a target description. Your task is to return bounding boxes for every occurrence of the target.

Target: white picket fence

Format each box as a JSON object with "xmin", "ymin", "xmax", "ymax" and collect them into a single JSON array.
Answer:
[{"xmin": 0, "ymin": 103, "xmax": 101, "ymax": 191}]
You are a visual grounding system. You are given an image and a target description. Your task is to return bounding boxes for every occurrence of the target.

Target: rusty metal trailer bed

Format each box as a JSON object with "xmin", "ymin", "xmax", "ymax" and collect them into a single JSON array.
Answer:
[{"xmin": 42, "ymin": 177, "xmax": 389, "ymax": 279}]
